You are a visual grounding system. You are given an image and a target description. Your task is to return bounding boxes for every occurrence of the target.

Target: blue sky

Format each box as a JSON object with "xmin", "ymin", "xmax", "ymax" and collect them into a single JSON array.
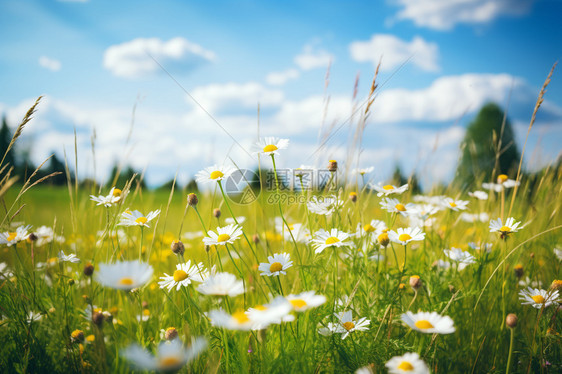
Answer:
[{"xmin": 0, "ymin": 0, "xmax": 561, "ymax": 187}]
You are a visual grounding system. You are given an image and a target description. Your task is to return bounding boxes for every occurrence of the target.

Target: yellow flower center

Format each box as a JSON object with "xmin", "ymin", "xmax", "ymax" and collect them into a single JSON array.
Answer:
[
  {"xmin": 232, "ymin": 311, "xmax": 249, "ymax": 324},
  {"xmin": 325, "ymin": 236, "xmax": 340, "ymax": 245},
  {"xmin": 159, "ymin": 356, "xmax": 182, "ymax": 368},
  {"xmin": 86, "ymin": 334, "xmax": 95, "ymax": 342},
  {"xmin": 288, "ymin": 224, "xmax": 294, "ymax": 230},
  {"xmin": 531, "ymin": 295, "xmax": 545, "ymax": 304},
  {"xmin": 210, "ymin": 170, "xmax": 224, "ymax": 180},
  {"xmin": 414, "ymin": 320, "xmax": 434, "ymax": 329},
  {"xmin": 449, "ymin": 201, "xmax": 457, "ymax": 208},
  {"xmin": 497, "ymin": 174, "xmax": 508, "ymax": 183},
  {"xmin": 254, "ymin": 305, "xmax": 267, "ymax": 311},
  {"xmin": 269, "ymin": 262, "xmax": 283, "ymax": 273},
  {"xmin": 135, "ymin": 217, "xmax": 147, "ymax": 225},
  {"xmin": 499, "ymin": 226, "xmax": 511, "ymax": 233},
  {"xmin": 217, "ymin": 233, "xmax": 231, "ymax": 242},
  {"xmin": 395, "ymin": 204, "xmax": 406, "ymax": 212},
  {"xmin": 290, "ymin": 299, "xmax": 307, "ymax": 309},
  {"xmin": 263, "ymin": 144, "xmax": 278, "ymax": 153},
  {"xmin": 143, "ymin": 309, "xmax": 150, "ymax": 316},
  {"xmin": 342, "ymin": 321, "xmax": 355, "ymax": 331},
  {"xmin": 398, "ymin": 234, "xmax": 412, "ymax": 242},
  {"xmin": 398, "ymin": 361, "xmax": 414, "ymax": 371},
  {"xmin": 383, "ymin": 185, "xmax": 394, "ymax": 190},
  {"xmin": 118, "ymin": 277, "xmax": 134, "ymax": 286},
  {"xmin": 7, "ymin": 232, "xmax": 17, "ymax": 241},
  {"xmin": 173, "ymin": 270, "xmax": 189, "ymax": 282},
  {"xmin": 112, "ymin": 188, "xmax": 122, "ymax": 197},
  {"xmin": 363, "ymin": 224, "xmax": 375, "ymax": 232},
  {"xmin": 47, "ymin": 257, "xmax": 58, "ymax": 265}
]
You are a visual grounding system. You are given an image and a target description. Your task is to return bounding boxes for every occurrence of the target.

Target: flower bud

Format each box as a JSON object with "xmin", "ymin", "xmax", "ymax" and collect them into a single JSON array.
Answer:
[
  {"xmin": 327, "ymin": 160, "xmax": 338, "ymax": 172},
  {"xmin": 165, "ymin": 327, "xmax": 178, "ymax": 341},
  {"xmin": 187, "ymin": 193, "xmax": 198, "ymax": 207},
  {"xmin": 497, "ymin": 174, "xmax": 508, "ymax": 184},
  {"xmin": 171, "ymin": 240, "xmax": 185, "ymax": 255},
  {"xmin": 506, "ymin": 313, "xmax": 518, "ymax": 329},
  {"xmin": 550, "ymin": 279, "xmax": 562, "ymax": 291},
  {"xmin": 68, "ymin": 278, "xmax": 75, "ymax": 286},
  {"xmin": 92, "ymin": 312, "xmax": 104, "ymax": 327},
  {"xmin": 48, "ymin": 307, "xmax": 56, "ymax": 314},
  {"xmin": 28, "ymin": 233, "xmax": 38, "ymax": 242},
  {"xmin": 71, "ymin": 329, "xmax": 85, "ymax": 343},
  {"xmin": 409, "ymin": 275, "xmax": 422, "ymax": 291},
  {"xmin": 83, "ymin": 263, "xmax": 94, "ymax": 277},
  {"xmin": 514, "ymin": 264, "xmax": 524, "ymax": 278},
  {"xmin": 378, "ymin": 232, "xmax": 389, "ymax": 247},
  {"xmin": 142, "ymin": 301, "xmax": 149, "ymax": 309},
  {"xmin": 252, "ymin": 234, "xmax": 260, "ymax": 244},
  {"xmin": 448, "ymin": 284, "xmax": 456, "ymax": 293},
  {"xmin": 102, "ymin": 311, "xmax": 113, "ymax": 323},
  {"xmin": 213, "ymin": 208, "xmax": 221, "ymax": 218},
  {"xmin": 349, "ymin": 192, "xmax": 357, "ymax": 203}
]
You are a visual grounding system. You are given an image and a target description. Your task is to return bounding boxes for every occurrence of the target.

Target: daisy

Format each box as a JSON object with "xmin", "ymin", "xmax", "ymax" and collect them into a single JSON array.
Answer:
[
  {"xmin": 225, "ymin": 216, "xmax": 246, "ymax": 225},
  {"xmin": 208, "ymin": 309, "xmax": 255, "ymax": 330},
  {"xmin": 388, "ymin": 227, "xmax": 425, "ymax": 245},
  {"xmin": 95, "ymin": 261, "xmax": 153, "ymax": 291},
  {"xmin": 468, "ymin": 190, "xmax": 488, "ymax": 200},
  {"xmin": 459, "ymin": 212, "xmax": 489, "ymax": 223},
  {"xmin": 385, "ymin": 352, "xmax": 429, "ymax": 374},
  {"xmin": 518, "ymin": 277, "xmax": 543, "ymax": 288},
  {"xmin": 307, "ymin": 195, "xmax": 341, "ymax": 216},
  {"xmin": 254, "ymin": 137, "xmax": 290, "ymax": 156},
  {"xmin": 0, "ymin": 225, "xmax": 31, "ymax": 246},
  {"xmin": 408, "ymin": 204, "xmax": 440, "ymax": 221},
  {"xmin": 58, "ymin": 250, "xmax": 80, "ymax": 264},
  {"xmin": 202, "ymin": 224, "xmax": 243, "ymax": 246},
  {"xmin": 246, "ymin": 296, "xmax": 294, "ymax": 329},
  {"xmin": 318, "ymin": 310, "xmax": 370, "ymax": 340},
  {"xmin": 197, "ymin": 272, "xmax": 244, "ymax": 297},
  {"xmin": 489, "ymin": 217, "xmax": 522, "ymax": 238},
  {"xmin": 258, "ymin": 253, "xmax": 293, "ymax": 276},
  {"xmin": 443, "ymin": 248, "xmax": 476, "ymax": 270},
  {"xmin": 519, "ymin": 287, "xmax": 559, "ymax": 309},
  {"xmin": 195, "ymin": 164, "xmax": 236, "ymax": 184},
  {"xmin": 401, "ymin": 311, "xmax": 455, "ymax": 334},
  {"xmin": 122, "ymin": 337, "xmax": 207, "ymax": 372},
  {"xmin": 275, "ymin": 218, "xmax": 309, "ymax": 242},
  {"xmin": 441, "ymin": 197, "xmax": 469, "ymax": 211},
  {"xmin": 158, "ymin": 261, "xmax": 208, "ymax": 291},
  {"xmin": 286, "ymin": 291, "xmax": 327, "ymax": 312},
  {"xmin": 34, "ymin": 226, "xmax": 65, "ymax": 246},
  {"xmin": 90, "ymin": 187, "xmax": 124, "ymax": 207},
  {"xmin": 482, "ymin": 174, "xmax": 520, "ymax": 192},
  {"xmin": 119, "ymin": 210, "xmax": 160, "ymax": 228},
  {"xmin": 311, "ymin": 228, "xmax": 353, "ymax": 254},
  {"xmin": 371, "ymin": 183, "xmax": 409, "ymax": 197},
  {"xmin": 355, "ymin": 220, "xmax": 387, "ymax": 239},
  {"xmin": 352, "ymin": 166, "xmax": 374, "ymax": 176},
  {"xmin": 380, "ymin": 198, "xmax": 414, "ymax": 216}
]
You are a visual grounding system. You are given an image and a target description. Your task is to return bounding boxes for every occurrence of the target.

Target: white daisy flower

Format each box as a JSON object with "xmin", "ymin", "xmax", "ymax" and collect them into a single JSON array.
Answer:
[
  {"xmin": 355, "ymin": 366, "xmax": 374, "ymax": 374},
  {"xmin": 27, "ymin": 311, "xmax": 42, "ymax": 324},
  {"xmin": 202, "ymin": 224, "xmax": 243, "ymax": 246},
  {"xmin": 518, "ymin": 277, "xmax": 543, "ymax": 288},
  {"xmin": 468, "ymin": 242, "xmax": 492, "ymax": 253},
  {"xmin": 307, "ymin": 195, "xmax": 341, "ymax": 216},
  {"xmin": 0, "ymin": 225, "xmax": 31, "ymax": 246},
  {"xmin": 408, "ymin": 204, "xmax": 441, "ymax": 221},
  {"xmin": 197, "ymin": 272, "xmax": 244, "ymax": 297},
  {"xmin": 468, "ymin": 190, "xmax": 488, "ymax": 200},
  {"xmin": 58, "ymin": 250, "xmax": 80, "ymax": 263},
  {"xmin": 352, "ymin": 167, "xmax": 374, "ymax": 176},
  {"xmin": 459, "ymin": 212, "xmax": 489, "ymax": 223},
  {"xmin": 158, "ymin": 261, "xmax": 208, "ymax": 291},
  {"xmin": 195, "ymin": 164, "xmax": 236, "ymax": 184},
  {"xmin": 311, "ymin": 228, "xmax": 353, "ymax": 254},
  {"xmin": 95, "ymin": 261, "xmax": 153, "ymax": 291},
  {"xmin": 554, "ymin": 247, "xmax": 562, "ymax": 261},
  {"xmin": 0, "ymin": 262, "xmax": 13, "ymax": 278},
  {"xmin": 119, "ymin": 210, "xmax": 160, "ymax": 228},
  {"xmin": 246, "ymin": 296, "xmax": 294, "ymax": 329},
  {"xmin": 519, "ymin": 287, "xmax": 559, "ymax": 309},
  {"xmin": 90, "ymin": 187, "xmax": 124, "ymax": 207},
  {"xmin": 355, "ymin": 220, "xmax": 387, "ymax": 239},
  {"xmin": 254, "ymin": 137, "xmax": 290, "ymax": 156},
  {"xmin": 388, "ymin": 227, "xmax": 425, "ymax": 245},
  {"xmin": 286, "ymin": 291, "xmax": 327, "ymax": 312},
  {"xmin": 433, "ymin": 259, "xmax": 452, "ymax": 270},
  {"xmin": 224, "ymin": 216, "xmax": 246, "ymax": 225},
  {"xmin": 258, "ymin": 253, "xmax": 293, "ymax": 276},
  {"xmin": 371, "ymin": 183, "xmax": 409, "ymax": 197},
  {"xmin": 380, "ymin": 198, "xmax": 414, "ymax": 216},
  {"xmin": 33, "ymin": 226, "xmax": 65, "ymax": 246},
  {"xmin": 489, "ymin": 217, "xmax": 522, "ymax": 237},
  {"xmin": 122, "ymin": 337, "xmax": 207, "ymax": 372},
  {"xmin": 208, "ymin": 309, "xmax": 255, "ymax": 330},
  {"xmin": 441, "ymin": 197, "xmax": 469, "ymax": 211},
  {"xmin": 275, "ymin": 218, "xmax": 309, "ymax": 242},
  {"xmin": 318, "ymin": 310, "xmax": 370, "ymax": 340},
  {"xmin": 385, "ymin": 352, "xmax": 429, "ymax": 374},
  {"xmin": 443, "ymin": 248, "xmax": 476, "ymax": 270},
  {"xmin": 482, "ymin": 175, "xmax": 520, "ymax": 192},
  {"xmin": 401, "ymin": 311, "xmax": 455, "ymax": 334}
]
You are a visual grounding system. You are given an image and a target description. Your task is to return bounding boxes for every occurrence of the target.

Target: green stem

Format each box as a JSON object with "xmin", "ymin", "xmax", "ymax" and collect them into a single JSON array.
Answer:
[{"xmin": 506, "ymin": 327, "xmax": 515, "ymax": 374}]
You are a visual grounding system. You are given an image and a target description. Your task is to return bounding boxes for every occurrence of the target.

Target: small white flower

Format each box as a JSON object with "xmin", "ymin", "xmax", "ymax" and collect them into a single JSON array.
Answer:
[
  {"xmin": 518, "ymin": 277, "xmax": 542, "ymax": 288},
  {"xmin": 58, "ymin": 250, "xmax": 80, "ymax": 263},
  {"xmin": 258, "ymin": 253, "xmax": 293, "ymax": 276},
  {"xmin": 385, "ymin": 352, "xmax": 429, "ymax": 374},
  {"xmin": 468, "ymin": 190, "xmax": 488, "ymax": 200},
  {"xmin": 246, "ymin": 296, "xmax": 294, "ymax": 329},
  {"xmin": 208, "ymin": 309, "xmax": 255, "ymax": 330},
  {"xmin": 119, "ymin": 210, "xmax": 160, "ymax": 228},
  {"xmin": 0, "ymin": 225, "xmax": 31, "ymax": 246},
  {"xmin": 443, "ymin": 248, "xmax": 476, "ymax": 270},
  {"xmin": 408, "ymin": 204, "xmax": 441, "ymax": 221},
  {"xmin": 459, "ymin": 212, "xmax": 489, "ymax": 223},
  {"xmin": 95, "ymin": 261, "xmax": 153, "ymax": 291},
  {"xmin": 197, "ymin": 272, "xmax": 244, "ymax": 297},
  {"xmin": 388, "ymin": 227, "xmax": 425, "ymax": 245},
  {"xmin": 311, "ymin": 228, "xmax": 353, "ymax": 254},
  {"xmin": 371, "ymin": 183, "xmax": 409, "ymax": 197},
  {"xmin": 380, "ymin": 198, "xmax": 414, "ymax": 216},
  {"xmin": 519, "ymin": 287, "xmax": 559, "ymax": 309},
  {"xmin": 401, "ymin": 311, "xmax": 455, "ymax": 334},
  {"xmin": 195, "ymin": 165, "xmax": 236, "ymax": 184},
  {"xmin": 90, "ymin": 187, "xmax": 124, "ymax": 207},
  {"xmin": 224, "ymin": 216, "xmax": 246, "ymax": 225},
  {"xmin": 441, "ymin": 197, "xmax": 469, "ymax": 211},
  {"xmin": 554, "ymin": 247, "xmax": 562, "ymax": 261},
  {"xmin": 489, "ymin": 217, "xmax": 522, "ymax": 236},
  {"xmin": 355, "ymin": 220, "xmax": 386, "ymax": 239},
  {"xmin": 307, "ymin": 195, "xmax": 341, "ymax": 216},
  {"xmin": 122, "ymin": 337, "xmax": 207, "ymax": 372},
  {"xmin": 286, "ymin": 291, "xmax": 326, "ymax": 312},
  {"xmin": 318, "ymin": 310, "xmax": 370, "ymax": 340},
  {"xmin": 158, "ymin": 261, "xmax": 208, "ymax": 291},
  {"xmin": 254, "ymin": 137, "xmax": 290, "ymax": 156},
  {"xmin": 468, "ymin": 242, "xmax": 492, "ymax": 253},
  {"xmin": 202, "ymin": 224, "xmax": 243, "ymax": 246},
  {"xmin": 352, "ymin": 167, "xmax": 374, "ymax": 176}
]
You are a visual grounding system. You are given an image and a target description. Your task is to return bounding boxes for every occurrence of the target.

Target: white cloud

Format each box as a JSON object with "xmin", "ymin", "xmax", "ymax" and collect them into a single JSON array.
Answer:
[
  {"xmin": 189, "ymin": 82, "xmax": 284, "ymax": 112},
  {"xmin": 266, "ymin": 69, "xmax": 300, "ymax": 85},
  {"xmin": 38, "ymin": 56, "xmax": 61, "ymax": 72},
  {"xmin": 103, "ymin": 37, "xmax": 215, "ymax": 78},
  {"xmin": 294, "ymin": 45, "xmax": 333, "ymax": 71},
  {"xmin": 393, "ymin": 0, "xmax": 533, "ymax": 31},
  {"xmin": 350, "ymin": 34, "xmax": 439, "ymax": 72}
]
